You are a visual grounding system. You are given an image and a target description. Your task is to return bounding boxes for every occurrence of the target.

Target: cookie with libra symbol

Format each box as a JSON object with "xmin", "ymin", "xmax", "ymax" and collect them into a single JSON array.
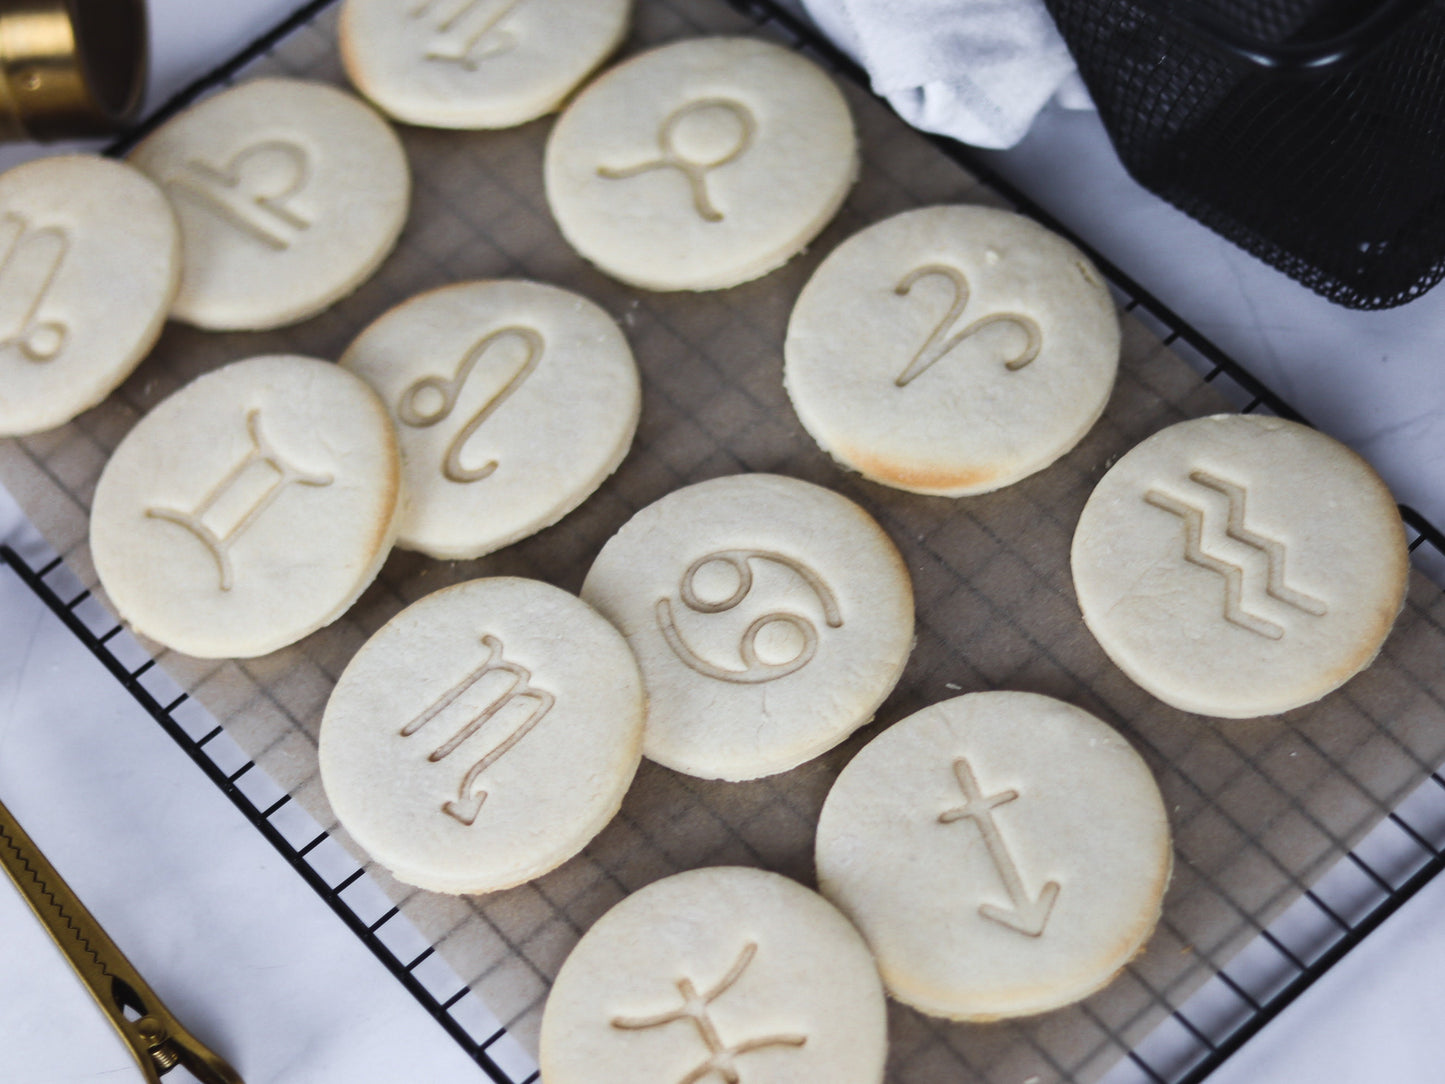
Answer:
[
  {"xmin": 319, "ymin": 576, "xmax": 644, "ymax": 894},
  {"xmin": 785, "ymin": 205, "xmax": 1120, "ymax": 496},
  {"xmin": 540, "ymin": 867, "xmax": 888, "ymax": 1084},
  {"xmin": 340, "ymin": 0, "xmax": 631, "ymax": 129},
  {"xmin": 581, "ymin": 473, "xmax": 914, "ymax": 781},
  {"xmin": 128, "ymin": 77, "xmax": 409, "ymax": 330},
  {"xmin": 1071, "ymin": 414, "xmax": 1409, "ymax": 718},
  {"xmin": 544, "ymin": 36, "xmax": 857, "ymax": 291},
  {"xmin": 815, "ymin": 692, "xmax": 1172, "ymax": 1021},
  {"xmin": 0, "ymin": 155, "xmax": 179, "ymax": 437},
  {"xmin": 340, "ymin": 280, "xmax": 640, "ymax": 560},
  {"xmin": 90, "ymin": 355, "xmax": 400, "ymax": 659}
]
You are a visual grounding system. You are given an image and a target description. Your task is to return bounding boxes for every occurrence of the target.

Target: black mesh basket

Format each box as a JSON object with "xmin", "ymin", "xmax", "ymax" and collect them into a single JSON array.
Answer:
[{"xmin": 1043, "ymin": 0, "xmax": 1445, "ymax": 309}]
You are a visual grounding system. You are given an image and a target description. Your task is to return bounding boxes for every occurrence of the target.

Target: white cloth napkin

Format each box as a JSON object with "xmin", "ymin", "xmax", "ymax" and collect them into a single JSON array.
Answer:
[{"xmin": 799, "ymin": 0, "xmax": 1094, "ymax": 149}]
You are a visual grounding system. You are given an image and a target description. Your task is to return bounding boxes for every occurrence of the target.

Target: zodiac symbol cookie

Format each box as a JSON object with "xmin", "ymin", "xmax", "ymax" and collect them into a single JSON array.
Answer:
[
  {"xmin": 581, "ymin": 474, "xmax": 913, "ymax": 781},
  {"xmin": 319, "ymin": 576, "xmax": 644, "ymax": 895},
  {"xmin": 545, "ymin": 37, "xmax": 857, "ymax": 291},
  {"xmin": 1071, "ymin": 414, "xmax": 1408, "ymax": 718},
  {"xmin": 815, "ymin": 692, "xmax": 1172, "ymax": 1021}
]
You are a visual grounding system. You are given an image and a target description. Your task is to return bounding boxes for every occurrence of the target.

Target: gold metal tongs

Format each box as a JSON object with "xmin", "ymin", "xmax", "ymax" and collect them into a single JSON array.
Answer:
[{"xmin": 0, "ymin": 793, "xmax": 244, "ymax": 1083}]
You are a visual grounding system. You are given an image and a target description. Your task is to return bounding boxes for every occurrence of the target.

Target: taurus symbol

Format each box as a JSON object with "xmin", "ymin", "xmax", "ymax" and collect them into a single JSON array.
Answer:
[{"xmin": 598, "ymin": 98, "xmax": 757, "ymax": 223}]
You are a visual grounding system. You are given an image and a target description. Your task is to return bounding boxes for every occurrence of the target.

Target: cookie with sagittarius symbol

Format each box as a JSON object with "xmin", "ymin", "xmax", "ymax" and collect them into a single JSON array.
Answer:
[
  {"xmin": 1071, "ymin": 414, "xmax": 1409, "ymax": 718},
  {"xmin": 91, "ymin": 356, "xmax": 400, "ymax": 659},
  {"xmin": 784, "ymin": 205, "xmax": 1119, "ymax": 496},
  {"xmin": 128, "ymin": 78, "xmax": 409, "ymax": 330},
  {"xmin": 0, "ymin": 155, "xmax": 179, "ymax": 437},
  {"xmin": 581, "ymin": 473, "xmax": 914, "ymax": 781},
  {"xmin": 340, "ymin": 279, "xmax": 640, "ymax": 559},
  {"xmin": 540, "ymin": 867, "xmax": 888, "ymax": 1084},
  {"xmin": 544, "ymin": 36, "xmax": 857, "ymax": 291},
  {"xmin": 815, "ymin": 692, "xmax": 1172, "ymax": 1021},
  {"xmin": 340, "ymin": 0, "xmax": 630, "ymax": 129},
  {"xmin": 319, "ymin": 577, "xmax": 644, "ymax": 894}
]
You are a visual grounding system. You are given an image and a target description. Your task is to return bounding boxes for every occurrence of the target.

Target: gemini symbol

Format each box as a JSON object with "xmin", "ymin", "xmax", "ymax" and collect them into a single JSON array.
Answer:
[
  {"xmin": 146, "ymin": 409, "xmax": 333, "ymax": 591},
  {"xmin": 400, "ymin": 634, "xmax": 554, "ymax": 826}
]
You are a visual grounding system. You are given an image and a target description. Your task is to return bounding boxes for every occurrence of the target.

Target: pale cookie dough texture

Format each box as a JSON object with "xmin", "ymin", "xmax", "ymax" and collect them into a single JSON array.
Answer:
[
  {"xmin": 319, "ymin": 576, "xmax": 644, "ymax": 894},
  {"xmin": 581, "ymin": 473, "xmax": 914, "ymax": 781},
  {"xmin": 341, "ymin": 280, "xmax": 640, "ymax": 559},
  {"xmin": 1071, "ymin": 414, "xmax": 1409, "ymax": 718},
  {"xmin": 128, "ymin": 78, "xmax": 410, "ymax": 330},
  {"xmin": 540, "ymin": 866, "xmax": 888, "ymax": 1084},
  {"xmin": 340, "ymin": 0, "xmax": 630, "ymax": 129},
  {"xmin": 785, "ymin": 205, "xmax": 1120, "ymax": 496},
  {"xmin": 815, "ymin": 691, "xmax": 1172, "ymax": 1022},
  {"xmin": 544, "ymin": 36, "xmax": 858, "ymax": 291},
  {"xmin": 0, "ymin": 155, "xmax": 179, "ymax": 437},
  {"xmin": 91, "ymin": 356, "xmax": 400, "ymax": 659}
]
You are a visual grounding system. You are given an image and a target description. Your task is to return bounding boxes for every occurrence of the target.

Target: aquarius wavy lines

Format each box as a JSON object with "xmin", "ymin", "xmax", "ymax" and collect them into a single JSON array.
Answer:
[
  {"xmin": 0, "ymin": 820, "xmax": 112, "ymax": 978},
  {"xmin": 1145, "ymin": 470, "xmax": 1327, "ymax": 640}
]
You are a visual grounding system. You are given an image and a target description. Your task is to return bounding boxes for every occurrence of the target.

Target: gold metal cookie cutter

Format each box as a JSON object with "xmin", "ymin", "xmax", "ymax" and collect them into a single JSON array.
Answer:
[
  {"xmin": 0, "ymin": 0, "xmax": 148, "ymax": 142},
  {"xmin": 0, "ymin": 793, "xmax": 244, "ymax": 1083}
]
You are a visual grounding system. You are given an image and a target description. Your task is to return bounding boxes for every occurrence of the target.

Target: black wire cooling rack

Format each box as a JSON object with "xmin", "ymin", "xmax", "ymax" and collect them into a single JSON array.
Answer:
[{"xmin": 4, "ymin": 1, "xmax": 1441, "ymax": 1082}]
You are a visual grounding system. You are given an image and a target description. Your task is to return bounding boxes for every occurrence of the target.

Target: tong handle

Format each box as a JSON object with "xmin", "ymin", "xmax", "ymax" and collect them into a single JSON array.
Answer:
[{"xmin": 0, "ymin": 794, "xmax": 244, "ymax": 1083}]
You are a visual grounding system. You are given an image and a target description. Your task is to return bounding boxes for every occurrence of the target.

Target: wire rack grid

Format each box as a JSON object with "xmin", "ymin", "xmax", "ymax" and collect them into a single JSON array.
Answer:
[{"xmin": 1, "ymin": 1, "xmax": 1444, "ymax": 1083}]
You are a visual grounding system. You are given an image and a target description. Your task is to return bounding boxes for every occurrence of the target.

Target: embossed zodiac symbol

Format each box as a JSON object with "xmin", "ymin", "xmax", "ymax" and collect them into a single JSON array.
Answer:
[
  {"xmin": 893, "ymin": 264, "xmax": 1042, "ymax": 386},
  {"xmin": 410, "ymin": 0, "xmax": 526, "ymax": 69},
  {"xmin": 168, "ymin": 139, "xmax": 312, "ymax": 250},
  {"xmin": 400, "ymin": 633, "xmax": 554, "ymax": 826},
  {"xmin": 598, "ymin": 98, "xmax": 756, "ymax": 223},
  {"xmin": 1145, "ymin": 469, "xmax": 1327, "ymax": 641},
  {"xmin": 939, "ymin": 756, "xmax": 1060, "ymax": 938},
  {"xmin": 0, "ymin": 212, "xmax": 69, "ymax": 363},
  {"xmin": 612, "ymin": 941, "xmax": 807, "ymax": 1084},
  {"xmin": 656, "ymin": 549, "xmax": 842, "ymax": 684},
  {"xmin": 146, "ymin": 409, "xmax": 333, "ymax": 592},
  {"xmin": 396, "ymin": 324, "xmax": 544, "ymax": 484}
]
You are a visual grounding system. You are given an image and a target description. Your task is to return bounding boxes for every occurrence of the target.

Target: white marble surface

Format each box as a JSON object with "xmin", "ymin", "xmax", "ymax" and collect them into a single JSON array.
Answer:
[{"xmin": 2, "ymin": 2, "xmax": 1443, "ymax": 1083}]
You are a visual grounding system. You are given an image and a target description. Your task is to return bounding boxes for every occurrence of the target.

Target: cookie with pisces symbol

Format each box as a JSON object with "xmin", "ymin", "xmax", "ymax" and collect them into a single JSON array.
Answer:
[
  {"xmin": 0, "ymin": 154, "xmax": 179, "ymax": 437},
  {"xmin": 784, "ymin": 205, "xmax": 1120, "ymax": 496},
  {"xmin": 128, "ymin": 77, "xmax": 409, "ymax": 330},
  {"xmin": 815, "ymin": 692, "xmax": 1172, "ymax": 1021},
  {"xmin": 319, "ymin": 576, "xmax": 644, "ymax": 894},
  {"xmin": 540, "ymin": 867, "xmax": 888, "ymax": 1084},
  {"xmin": 1070, "ymin": 414, "xmax": 1409, "ymax": 718},
  {"xmin": 545, "ymin": 36, "xmax": 857, "ymax": 291},
  {"xmin": 581, "ymin": 473, "xmax": 914, "ymax": 781},
  {"xmin": 340, "ymin": 0, "xmax": 631, "ymax": 129},
  {"xmin": 340, "ymin": 279, "xmax": 640, "ymax": 559},
  {"xmin": 90, "ymin": 355, "xmax": 400, "ymax": 659}
]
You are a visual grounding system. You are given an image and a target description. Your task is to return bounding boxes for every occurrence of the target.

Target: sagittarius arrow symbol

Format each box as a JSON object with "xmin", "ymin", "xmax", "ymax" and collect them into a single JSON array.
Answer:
[{"xmin": 939, "ymin": 756, "xmax": 1061, "ymax": 937}]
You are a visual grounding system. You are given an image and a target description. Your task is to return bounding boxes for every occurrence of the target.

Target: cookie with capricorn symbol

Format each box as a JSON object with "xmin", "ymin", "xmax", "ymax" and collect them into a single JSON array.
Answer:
[
  {"xmin": 544, "ymin": 36, "xmax": 857, "ymax": 290},
  {"xmin": 90, "ymin": 355, "xmax": 400, "ymax": 659},
  {"xmin": 340, "ymin": 279, "xmax": 640, "ymax": 559},
  {"xmin": 540, "ymin": 866, "xmax": 888, "ymax": 1084},
  {"xmin": 580, "ymin": 473, "xmax": 914, "ymax": 781},
  {"xmin": 815, "ymin": 691, "xmax": 1172, "ymax": 1021},
  {"xmin": 319, "ymin": 576, "xmax": 644, "ymax": 895},
  {"xmin": 1071, "ymin": 413, "xmax": 1408, "ymax": 718},
  {"xmin": 784, "ymin": 205, "xmax": 1120, "ymax": 496}
]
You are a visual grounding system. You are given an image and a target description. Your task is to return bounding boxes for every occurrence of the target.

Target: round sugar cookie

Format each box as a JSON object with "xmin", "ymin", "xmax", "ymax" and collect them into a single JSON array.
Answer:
[
  {"xmin": 0, "ymin": 155, "xmax": 179, "ymax": 437},
  {"xmin": 580, "ymin": 473, "xmax": 913, "ymax": 781},
  {"xmin": 540, "ymin": 867, "xmax": 888, "ymax": 1084},
  {"xmin": 319, "ymin": 576, "xmax": 644, "ymax": 894},
  {"xmin": 340, "ymin": 0, "xmax": 630, "ymax": 129},
  {"xmin": 1071, "ymin": 414, "xmax": 1408, "ymax": 718},
  {"xmin": 91, "ymin": 355, "xmax": 400, "ymax": 659},
  {"xmin": 128, "ymin": 78, "xmax": 410, "ymax": 330},
  {"xmin": 815, "ymin": 692, "xmax": 1171, "ymax": 1021},
  {"xmin": 340, "ymin": 280, "xmax": 640, "ymax": 559},
  {"xmin": 784, "ymin": 205, "xmax": 1120, "ymax": 496},
  {"xmin": 544, "ymin": 36, "xmax": 857, "ymax": 291}
]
